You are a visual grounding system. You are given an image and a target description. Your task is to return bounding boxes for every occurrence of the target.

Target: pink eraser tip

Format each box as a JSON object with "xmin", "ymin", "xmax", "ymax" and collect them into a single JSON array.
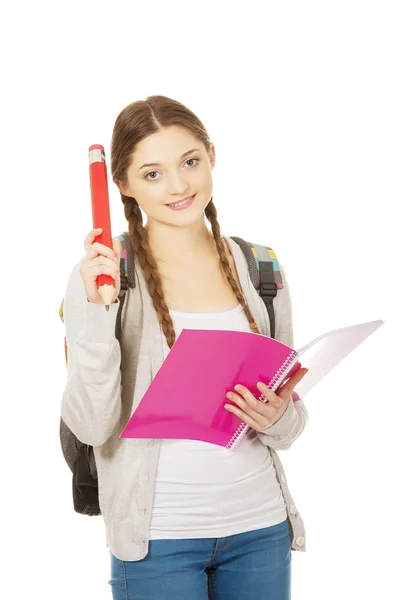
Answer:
[{"xmin": 89, "ymin": 144, "xmax": 104, "ymax": 151}]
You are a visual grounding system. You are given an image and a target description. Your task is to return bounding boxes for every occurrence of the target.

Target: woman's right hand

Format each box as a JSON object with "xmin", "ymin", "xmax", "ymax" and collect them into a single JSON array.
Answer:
[{"xmin": 80, "ymin": 228, "xmax": 122, "ymax": 304}]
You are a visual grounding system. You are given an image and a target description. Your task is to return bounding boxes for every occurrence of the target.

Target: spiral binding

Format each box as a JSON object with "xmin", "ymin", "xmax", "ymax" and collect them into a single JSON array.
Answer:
[
  {"xmin": 269, "ymin": 350, "xmax": 298, "ymax": 390},
  {"xmin": 226, "ymin": 350, "xmax": 298, "ymax": 450}
]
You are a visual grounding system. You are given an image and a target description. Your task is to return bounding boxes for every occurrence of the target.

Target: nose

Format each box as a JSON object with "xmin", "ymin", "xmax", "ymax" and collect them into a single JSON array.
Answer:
[{"xmin": 166, "ymin": 170, "xmax": 190, "ymax": 196}]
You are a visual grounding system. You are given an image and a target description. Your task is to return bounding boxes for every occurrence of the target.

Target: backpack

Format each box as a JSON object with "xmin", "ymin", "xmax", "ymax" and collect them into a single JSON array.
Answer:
[{"xmin": 59, "ymin": 233, "xmax": 283, "ymax": 515}]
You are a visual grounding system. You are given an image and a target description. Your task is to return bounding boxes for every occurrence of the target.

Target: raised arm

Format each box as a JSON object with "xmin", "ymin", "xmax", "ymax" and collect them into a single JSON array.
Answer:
[{"xmin": 61, "ymin": 229, "xmax": 123, "ymax": 447}]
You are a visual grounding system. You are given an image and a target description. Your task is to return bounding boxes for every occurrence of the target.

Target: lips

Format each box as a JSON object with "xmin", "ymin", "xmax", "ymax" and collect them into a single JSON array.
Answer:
[
  {"xmin": 166, "ymin": 194, "xmax": 195, "ymax": 208},
  {"xmin": 166, "ymin": 195, "xmax": 194, "ymax": 207}
]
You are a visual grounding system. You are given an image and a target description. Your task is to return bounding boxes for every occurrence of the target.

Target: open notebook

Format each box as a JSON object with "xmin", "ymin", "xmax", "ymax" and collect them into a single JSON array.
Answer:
[{"xmin": 120, "ymin": 319, "xmax": 384, "ymax": 450}]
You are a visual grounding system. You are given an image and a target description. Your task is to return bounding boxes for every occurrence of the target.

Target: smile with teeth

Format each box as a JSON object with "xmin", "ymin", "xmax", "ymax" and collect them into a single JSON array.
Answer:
[
  {"xmin": 166, "ymin": 194, "xmax": 195, "ymax": 209},
  {"xmin": 169, "ymin": 199, "xmax": 188, "ymax": 207}
]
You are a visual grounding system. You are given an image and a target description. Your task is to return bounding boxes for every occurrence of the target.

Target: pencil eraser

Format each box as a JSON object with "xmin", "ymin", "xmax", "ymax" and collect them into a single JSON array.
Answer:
[{"xmin": 89, "ymin": 144, "xmax": 104, "ymax": 152}]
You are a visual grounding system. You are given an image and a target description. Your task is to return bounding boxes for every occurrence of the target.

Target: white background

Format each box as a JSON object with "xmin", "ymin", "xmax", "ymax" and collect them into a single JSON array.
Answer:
[{"xmin": 1, "ymin": 1, "xmax": 398, "ymax": 598}]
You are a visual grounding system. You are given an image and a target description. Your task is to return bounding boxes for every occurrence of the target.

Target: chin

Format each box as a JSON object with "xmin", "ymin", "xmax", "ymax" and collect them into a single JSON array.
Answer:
[{"xmin": 166, "ymin": 212, "xmax": 205, "ymax": 228}]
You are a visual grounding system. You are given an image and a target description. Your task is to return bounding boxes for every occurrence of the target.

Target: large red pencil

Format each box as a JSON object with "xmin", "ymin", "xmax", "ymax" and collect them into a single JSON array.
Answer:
[{"xmin": 88, "ymin": 144, "xmax": 115, "ymax": 309}]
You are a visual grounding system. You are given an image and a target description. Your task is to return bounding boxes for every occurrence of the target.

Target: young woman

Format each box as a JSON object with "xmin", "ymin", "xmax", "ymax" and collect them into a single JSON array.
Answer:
[{"xmin": 62, "ymin": 95, "xmax": 309, "ymax": 600}]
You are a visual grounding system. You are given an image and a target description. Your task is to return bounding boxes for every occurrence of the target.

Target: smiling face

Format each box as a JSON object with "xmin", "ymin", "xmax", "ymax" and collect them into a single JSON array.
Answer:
[{"xmin": 116, "ymin": 125, "xmax": 216, "ymax": 228}]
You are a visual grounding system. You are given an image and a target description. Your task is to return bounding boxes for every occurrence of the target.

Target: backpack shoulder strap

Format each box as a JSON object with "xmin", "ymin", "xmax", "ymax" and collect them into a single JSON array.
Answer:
[
  {"xmin": 116, "ymin": 231, "xmax": 136, "ymax": 290},
  {"xmin": 229, "ymin": 237, "xmax": 283, "ymax": 339},
  {"xmin": 115, "ymin": 232, "xmax": 136, "ymax": 342}
]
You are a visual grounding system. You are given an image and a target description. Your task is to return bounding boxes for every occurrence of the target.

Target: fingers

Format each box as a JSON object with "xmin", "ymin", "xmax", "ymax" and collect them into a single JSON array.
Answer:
[
  {"xmin": 81, "ymin": 228, "xmax": 120, "ymax": 287},
  {"xmin": 231, "ymin": 385, "xmax": 257, "ymax": 406},
  {"xmin": 90, "ymin": 255, "xmax": 120, "ymax": 278},
  {"xmin": 226, "ymin": 385, "xmax": 282, "ymax": 425},
  {"xmin": 225, "ymin": 389, "xmax": 281, "ymax": 431},
  {"xmin": 224, "ymin": 402, "xmax": 261, "ymax": 431},
  {"xmin": 89, "ymin": 264, "xmax": 119, "ymax": 279},
  {"xmin": 80, "ymin": 229, "xmax": 122, "ymax": 303},
  {"xmin": 84, "ymin": 228, "xmax": 119, "ymax": 262},
  {"xmin": 278, "ymin": 367, "xmax": 309, "ymax": 398},
  {"xmin": 113, "ymin": 237, "xmax": 122, "ymax": 259},
  {"xmin": 84, "ymin": 228, "xmax": 103, "ymax": 253},
  {"xmin": 256, "ymin": 382, "xmax": 285, "ymax": 407},
  {"xmin": 257, "ymin": 368, "xmax": 308, "ymax": 406},
  {"xmin": 225, "ymin": 390, "xmax": 261, "ymax": 422},
  {"xmin": 224, "ymin": 369, "xmax": 310, "ymax": 433}
]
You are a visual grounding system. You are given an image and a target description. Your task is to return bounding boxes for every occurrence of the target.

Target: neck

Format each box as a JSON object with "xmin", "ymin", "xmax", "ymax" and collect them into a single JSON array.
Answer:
[{"xmin": 145, "ymin": 217, "xmax": 217, "ymax": 265}]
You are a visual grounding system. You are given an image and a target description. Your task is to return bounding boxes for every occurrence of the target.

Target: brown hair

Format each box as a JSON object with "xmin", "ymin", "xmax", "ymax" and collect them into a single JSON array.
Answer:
[{"xmin": 110, "ymin": 95, "xmax": 260, "ymax": 348}]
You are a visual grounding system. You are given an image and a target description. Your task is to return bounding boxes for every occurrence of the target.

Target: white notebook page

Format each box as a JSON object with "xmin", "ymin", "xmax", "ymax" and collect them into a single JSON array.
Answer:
[{"xmin": 287, "ymin": 319, "xmax": 384, "ymax": 399}]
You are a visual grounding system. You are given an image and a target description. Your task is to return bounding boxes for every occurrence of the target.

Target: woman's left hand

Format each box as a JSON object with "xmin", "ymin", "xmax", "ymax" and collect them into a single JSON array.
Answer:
[{"xmin": 224, "ymin": 367, "xmax": 309, "ymax": 432}]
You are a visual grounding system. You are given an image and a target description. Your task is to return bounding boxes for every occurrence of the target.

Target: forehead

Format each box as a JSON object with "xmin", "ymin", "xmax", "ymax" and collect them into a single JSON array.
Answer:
[{"xmin": 131, "ymin": 126, "xmax": 201, "ymax": 164}]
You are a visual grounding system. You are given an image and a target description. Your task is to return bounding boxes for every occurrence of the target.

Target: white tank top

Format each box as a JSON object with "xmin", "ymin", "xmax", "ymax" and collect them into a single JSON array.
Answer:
[{"xmin": 148, "ymin": 304, "xmax": 287, "ymax": 540}]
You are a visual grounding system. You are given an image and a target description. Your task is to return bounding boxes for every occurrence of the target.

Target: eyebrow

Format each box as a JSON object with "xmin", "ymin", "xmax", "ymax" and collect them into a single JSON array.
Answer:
[{"xmin": 138, "ymin": 148, "xmax": 201, "ymax": 171}]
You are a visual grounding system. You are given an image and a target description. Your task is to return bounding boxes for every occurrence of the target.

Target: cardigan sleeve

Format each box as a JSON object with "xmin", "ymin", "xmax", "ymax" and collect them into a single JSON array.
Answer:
[
  {"xmin": 61, "ymin": 257, "xmax": 123, "ymax": 447},
  {"xmin": 256, "ymin": 260, "xmax": 308, "ymax": 451}
]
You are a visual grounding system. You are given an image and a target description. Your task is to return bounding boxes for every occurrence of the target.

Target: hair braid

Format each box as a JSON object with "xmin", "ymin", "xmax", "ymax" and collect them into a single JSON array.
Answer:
[
  {"xmin": 205, "ymin": 199, "xmax": 260, "ymax": 334},
  {"xmin": 122, "ymin": 195, "xmax": 177, "ymax": 348}
]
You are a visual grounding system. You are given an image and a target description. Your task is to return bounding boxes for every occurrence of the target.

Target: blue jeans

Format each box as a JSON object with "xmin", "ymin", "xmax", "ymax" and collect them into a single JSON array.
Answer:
[{"xmin": 108, "ymin": 519, "xmax": 291, "ymax": 599}]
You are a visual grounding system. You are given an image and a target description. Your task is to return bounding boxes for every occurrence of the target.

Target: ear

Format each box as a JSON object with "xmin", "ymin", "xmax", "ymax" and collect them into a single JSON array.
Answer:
[
  {"xmin": 208, "ymin": 143, "xmax": 216, "ymax": 170},
  {"xmin": 114, "ymin": 180, "xmax": 130, "ymax": 196}
]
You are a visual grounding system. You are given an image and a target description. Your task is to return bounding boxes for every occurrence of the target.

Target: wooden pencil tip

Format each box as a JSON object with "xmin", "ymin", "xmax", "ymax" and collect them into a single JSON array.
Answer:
[
  {"xmin": 105, "ymin": 305, "xmax": 110, "ymax": 312},
  {"xmin": 98, "ymin": 283, "xmax": 116, "ymax": 307}
]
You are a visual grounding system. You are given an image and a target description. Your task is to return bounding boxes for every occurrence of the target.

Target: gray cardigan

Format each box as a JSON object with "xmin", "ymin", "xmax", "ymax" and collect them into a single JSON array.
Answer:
[{"xmin": 61, "ymin": 236, "xmax": 308, "ymax": 561}]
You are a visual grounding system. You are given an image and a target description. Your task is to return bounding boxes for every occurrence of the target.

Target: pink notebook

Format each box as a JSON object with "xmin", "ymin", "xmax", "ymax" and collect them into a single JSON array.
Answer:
[{"xmin": 120, "ymin": 319, "xmax": 384, "ymax": 450}]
